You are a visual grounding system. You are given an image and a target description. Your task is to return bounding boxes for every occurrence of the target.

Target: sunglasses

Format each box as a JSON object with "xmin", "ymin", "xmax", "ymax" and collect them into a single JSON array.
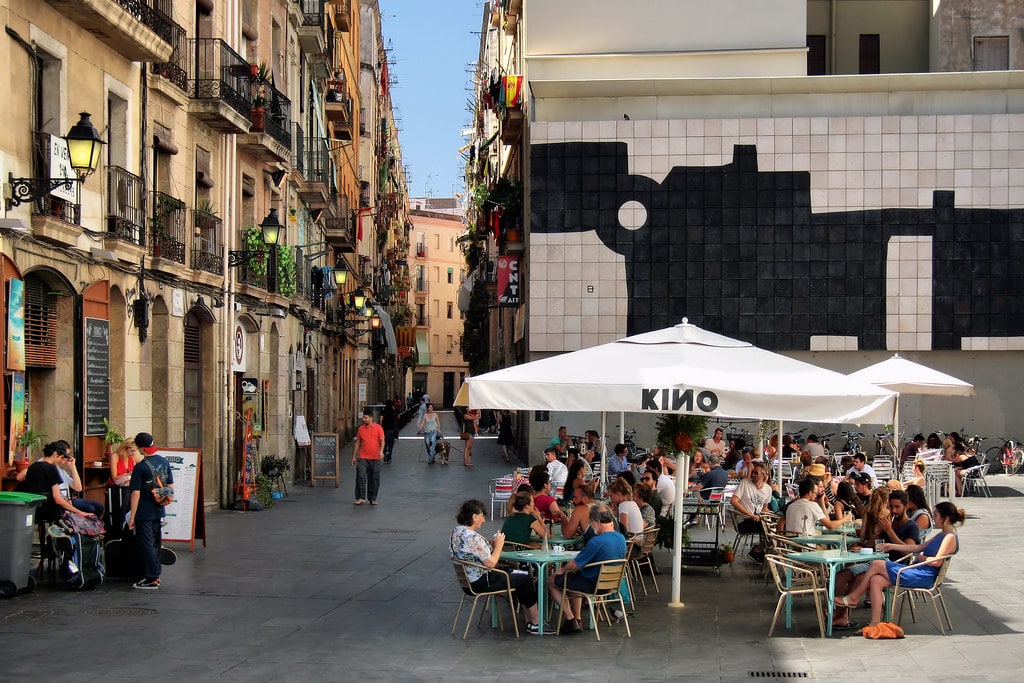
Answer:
[{"xmin": 641, "ymin": 477, "xmax": 654, "ymax": 482}]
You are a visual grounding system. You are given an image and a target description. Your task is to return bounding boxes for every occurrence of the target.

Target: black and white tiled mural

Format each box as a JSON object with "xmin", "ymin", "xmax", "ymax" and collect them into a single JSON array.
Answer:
[{"xmin": 528, "ymin": 117, "xmax": 1024, "ymax": 353}]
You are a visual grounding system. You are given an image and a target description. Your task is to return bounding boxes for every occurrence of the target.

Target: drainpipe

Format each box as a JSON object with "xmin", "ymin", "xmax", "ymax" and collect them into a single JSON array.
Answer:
[{"xmin": 830, "ymin": 0, "xmax": 837, "ymax": 74}]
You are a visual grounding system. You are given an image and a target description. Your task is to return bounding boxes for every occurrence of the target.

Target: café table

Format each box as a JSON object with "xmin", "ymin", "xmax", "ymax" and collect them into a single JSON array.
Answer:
[
  {"xmin": 785, "ymin": 548, "xmax": 887, "ymax": 637},
  {"xmin": 500, "ymin": 548, "xmax": 578, "ymax": 636},
  {"xmin": 789, "ymin": 533, "xmax": 848, "ymax": 548}
]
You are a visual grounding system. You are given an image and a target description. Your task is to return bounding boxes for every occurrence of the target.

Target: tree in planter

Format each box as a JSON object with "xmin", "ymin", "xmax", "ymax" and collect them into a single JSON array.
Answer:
[{"xmin": 276, "ymin": 244, "xmax": 297, "ymax": 297}]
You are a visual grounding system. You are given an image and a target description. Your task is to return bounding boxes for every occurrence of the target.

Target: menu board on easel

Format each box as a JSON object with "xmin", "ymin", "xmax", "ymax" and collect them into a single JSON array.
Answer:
[
  {"xmin": 311, "ymin": 433, "xmax": 339, "ymax": 487},
  {"xmin": 156, "ymin": 448, "xmax": 206, "ymax": 551}
]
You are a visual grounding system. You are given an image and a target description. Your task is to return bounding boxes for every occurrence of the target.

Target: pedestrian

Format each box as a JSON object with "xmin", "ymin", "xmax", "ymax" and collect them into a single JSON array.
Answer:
[
  {"xmin": 416, "ymin": 396, "xmax": 427, "ymax": 433},
  {"xmin": 418, "ymin": 403, "xmax": 440, "ymax": 464},
  {"xmin": 381, "ymin": 401, "xmax": 397, "ymax": 463},
  {"xmin": 353, "ymin": 409, "xmax": 385, "ymax": 505},
  {"xmin": 128, "ymin": 432, "xmax": 172, "ymax": 590}
]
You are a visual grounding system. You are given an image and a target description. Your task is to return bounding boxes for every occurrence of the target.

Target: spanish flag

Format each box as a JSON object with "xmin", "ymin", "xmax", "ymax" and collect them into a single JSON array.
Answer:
[{"xmin": 503, "ymin": 75, "xmax": 522, "ymax": 108}]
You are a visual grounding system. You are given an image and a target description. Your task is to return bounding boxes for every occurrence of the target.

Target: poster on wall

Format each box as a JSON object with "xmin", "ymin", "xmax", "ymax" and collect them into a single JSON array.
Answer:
[
  {"xmin": 7, "ymin": 372, "xmax": 24, "ymax": 465},
  {"xmin": 7, "ymin": 278, "xmax": 25, "ymax": 371},
  {"xmin": 497, "ymin": 256, "xmax": 519, "ymax": 307}
]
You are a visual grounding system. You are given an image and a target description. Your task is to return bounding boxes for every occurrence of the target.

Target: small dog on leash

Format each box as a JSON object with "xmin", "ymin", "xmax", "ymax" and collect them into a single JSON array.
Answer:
[{"xmin": 435, "ymin": 438, "xmax": 451, "ymax": 465}]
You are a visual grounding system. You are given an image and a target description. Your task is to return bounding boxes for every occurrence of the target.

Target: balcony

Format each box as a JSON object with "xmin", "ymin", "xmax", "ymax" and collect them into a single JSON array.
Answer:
[
  {"xmin": 8, "ymin": 132, "xmax": 81, "ymax": 245},
  {"xmin": 188, "ymin": 38, "xmax": 253, "ymax": 134},
  {"xmin": 323, "ymin": 214, "xmax": 355, "ymax": 253},
  {"xmin": 151, "ymin": 191, "xmax": 187, "ymax": 264},
  {"xmin": 296, "ymin": 0, "xmax": 327, "ymax": 55},
  {"xmin": 43, "ymin": 0, "xmax": 173, "ymax": 63},
  {"xmin": 238, "ymin": 86, "xmax": 292, "ymax": 162},
  {"xmin": 501, "ymin": 107, "xmax": 524, "ymax": 145},
  {"xmin": 191, "ymin": 209, "xmax": 224, "ymax": 276},
  {"xmin": 415, "ymin": 243, "xmax": 428, "ymax": 259},
  {"xmin": 150, "ymin": 18, "xmax": 188, "ymax": 94},
  {"xmin": 106, "ymin": 165, "xmax": 145, "ymax": 248},
  {"xmin": 295, "ymin": 133, "xmax": 335, "ymax": 205},
  {"xmin": 324, "ymin": 88, "xmax": 353, "ymax": 140},
  {"xmin": 328, "ymin": 0, "xmax": 351, "ymax": 31}
]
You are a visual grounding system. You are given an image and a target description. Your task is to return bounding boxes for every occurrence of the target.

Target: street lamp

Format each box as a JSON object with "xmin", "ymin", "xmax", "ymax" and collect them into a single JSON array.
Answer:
[
  {"xmin": 333, "ymin": 264, "xmax": 348, "ymax": 286},
  {"xmin": 228, "ymin": 208, "xmax": 283, "ymax": 292},
  {"xmin": 6, "ymin": 111, "xmax": 106, "ymax": 210}
]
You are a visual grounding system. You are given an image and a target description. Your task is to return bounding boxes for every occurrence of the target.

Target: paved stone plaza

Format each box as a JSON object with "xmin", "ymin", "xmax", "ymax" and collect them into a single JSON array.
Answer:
[{"xmin": 1, "ymin": 413, "xmax": 1022, "ymax": 681}]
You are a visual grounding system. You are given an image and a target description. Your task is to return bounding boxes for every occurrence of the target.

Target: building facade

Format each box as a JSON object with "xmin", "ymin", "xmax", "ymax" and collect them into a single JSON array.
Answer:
[
  {"xmin": 468, "ymin": 0, "xmax": 1024, "ymax": 456},
  {"xmin": 0, "ymin": 0, "xmax": 409, "ymax": 507}
]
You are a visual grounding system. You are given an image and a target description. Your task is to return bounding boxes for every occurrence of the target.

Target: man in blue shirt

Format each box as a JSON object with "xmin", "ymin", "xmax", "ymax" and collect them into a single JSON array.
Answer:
[
  {"xmin": 549, "ymin": 425, "xmax": 570, "ymax": 456},
  {"xmin": 607, "ymin": 443, "xmax": 630, "ymax": 478},
  {"xmin": 128, "ymin": 432, "xmax": 173, "ymax": 590},
  {"xmin": 548, "ymin": 505, "xmax": 627, "ymax": 634}
]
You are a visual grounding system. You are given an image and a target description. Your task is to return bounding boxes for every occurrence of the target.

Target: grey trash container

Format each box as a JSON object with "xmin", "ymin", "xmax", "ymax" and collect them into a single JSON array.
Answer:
[{"xmin": 0, "ymin": 491, "xmax": 46, "ymax": 598}]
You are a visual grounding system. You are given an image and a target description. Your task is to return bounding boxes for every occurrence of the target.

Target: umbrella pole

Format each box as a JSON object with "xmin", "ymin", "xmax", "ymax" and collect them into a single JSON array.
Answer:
[
  {"xmin": 777, "ymin": 419, "xmax": 784, "ymax": 492},
  {"xmin": 669, "ymin": 453, "xmax": 690, "ymax": 608},
  {"xmin": 600, "ymin": 411, "xmax": 607, "ymax": 492}
]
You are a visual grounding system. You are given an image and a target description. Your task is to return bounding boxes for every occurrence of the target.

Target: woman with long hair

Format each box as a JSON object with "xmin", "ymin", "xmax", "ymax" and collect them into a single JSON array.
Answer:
[
  {"xmin": 836, "ymin": 502, "xmax": 964, "ymax": 632},
  {"xmin": 905, "ymin": 484, "xmax": 933, "ymax": 534}
]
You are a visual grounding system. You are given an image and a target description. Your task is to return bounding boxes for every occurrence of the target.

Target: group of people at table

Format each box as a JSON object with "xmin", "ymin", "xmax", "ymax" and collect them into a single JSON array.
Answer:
[{"xmin": 448, "ymin": 424, "xmax": 967, "ymax": 638}]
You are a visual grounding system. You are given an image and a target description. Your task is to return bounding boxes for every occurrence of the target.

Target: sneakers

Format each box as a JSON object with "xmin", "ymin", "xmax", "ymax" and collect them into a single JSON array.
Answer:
[
  {"xmin": 526, "ymin": 622, "xmax": 554, "ymax": 635},
  {"xmin": 133, "ymin": 578, "xmax": 160, "ymax": 590}
]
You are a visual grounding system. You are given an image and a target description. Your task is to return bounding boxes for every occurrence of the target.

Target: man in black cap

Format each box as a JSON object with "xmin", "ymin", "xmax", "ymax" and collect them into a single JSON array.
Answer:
[{"xmin": 128, "ymin": 432, "xmax": 173, "ymax": 589}]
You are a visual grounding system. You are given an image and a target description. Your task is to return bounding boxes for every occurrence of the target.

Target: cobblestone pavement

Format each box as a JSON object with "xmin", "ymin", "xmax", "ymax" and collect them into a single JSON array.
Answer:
[{"xmin": 1, "ymin": 413, "xmax": 1021, "ymax": 681}]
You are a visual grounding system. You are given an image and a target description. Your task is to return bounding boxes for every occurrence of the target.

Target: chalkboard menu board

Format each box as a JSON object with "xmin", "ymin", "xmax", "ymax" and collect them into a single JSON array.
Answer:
[
  {"xmin": 311, "ymin": 432, "xmax": 339, "ymax": 487},
  {"xmin": 84, "ymin": 317, "xmax": 110, "ymax": 435}
]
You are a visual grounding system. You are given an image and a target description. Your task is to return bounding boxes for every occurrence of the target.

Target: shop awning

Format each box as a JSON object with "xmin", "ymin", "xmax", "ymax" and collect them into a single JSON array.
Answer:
[{"xmin": 415, "ymin": 330, "xmax": 430, "ymax": 365}]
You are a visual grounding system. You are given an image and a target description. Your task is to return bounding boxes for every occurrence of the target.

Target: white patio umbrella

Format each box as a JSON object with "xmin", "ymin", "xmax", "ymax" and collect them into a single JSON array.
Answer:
[
  {"xmin": 457, "ymin": 319, "xmax": 897, "ymax": 606},
  {"xmin": 848, "ymin": 353, "xmax": 975, "ymax": 457}
]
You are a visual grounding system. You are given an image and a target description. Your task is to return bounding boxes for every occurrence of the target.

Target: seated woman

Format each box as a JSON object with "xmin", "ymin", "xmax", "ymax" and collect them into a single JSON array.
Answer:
[
  {"xmin": 835, "ymin": 501, "xmax": 964, "ymax": 633},
  {"xmin": 688, "ymin": 450, "xmax": 707, "ymax": 483},
  {"xmin": 500, "ymin": 492, "xmax": 548, "ymax": 548},
  {"xmin": 528, "ymin": 468, "xmax": 568, "ymax": 525},
  {"xmin": 561, "ymin": 482, "xmax": 596, "ymax": 541},
  {"xmin": 905, "ymin": 484, "xmax": 933, "ymax": 535},
  {"xmin": 450, "ymin": 499, "xmax": 543, "ymax": 635},
  {"xmin": 903, "ymin": 459, "xmax": 926, "ymax": 489},
  {"xmin": 109, "ymin": 438, "xmax": 137, "ymax": 487},
  {"xmin": 561, "ymin": 458, "xmax": 587, "ymax": 507},
  {"xmin": 506, "ymin": 483, "xmax": 533, "ymax": 517},
  {"xmin": 606, "ymin": 479, "xmax": 645, "ymax": 537},
  {"xmin": 632, "ymin": 480, "xmax": 657, "ymax": 529}
]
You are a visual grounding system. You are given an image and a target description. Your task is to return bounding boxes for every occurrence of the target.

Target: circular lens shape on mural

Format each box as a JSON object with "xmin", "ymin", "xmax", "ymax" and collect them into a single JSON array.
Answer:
[{"xmin": 618, "ymin": 200, "xmax": 648, "ymax": 231}]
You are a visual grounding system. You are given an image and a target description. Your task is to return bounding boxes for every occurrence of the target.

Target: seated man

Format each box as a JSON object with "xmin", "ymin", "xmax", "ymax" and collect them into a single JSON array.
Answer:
[
  {"xmin": 583, "ymin": 430, "xmax": 603, "ymax": 464},
  {"xmin": 561, "ymin": 482, "xmax": 597, "ymax": 540},
  {"xmin": 500, "ymin": 491, "xmax": 548, "ymax": 548},
  {"xmin": 16, "ymin": 441, "xmax": 97, "ymax": 523},
  {"xmin": 729, "ymin": 462, "xmax": 774, "ymax": 564},
  {"xmin": 782, "ymin": 477, "xmax": 852, "ymax": 537},
  {"xmin": 644, "ymin": 458, "xmax": 675, "ymax": 513},
  {"xmin": 846, "ymin": 453, "xmax": 878, "ymax": 489},
  {"xmin": 607, "ymin": 443, "xmax": 630, "ymax": 478},
  {"xmin": 650, "ymin": 444, "xmax": 676, "ymax": 476},
  {"xmin": 694, "ymin": 453, "xmax": 729, "ymax": 499},
  {"xmin": 704, "ymin": 427, "xmax": 727, "ymax": 457},
  {"xmin": 544, "ymin": 447, "xmax": 569, "ymax": 491},
  {"xmin": 548, "ymin": 504, "xmax": 627, "ymax": 634},
  {"xmin": 801, "ymin": 434, "xmax": 826, "ymax": 460},
  {"xmin": 900, "ymin": 433, "xmax": 925, "ymax": 470},
  {"xmin": 549, "ymin": 425, "xmax": 570, "ymax": 457}
]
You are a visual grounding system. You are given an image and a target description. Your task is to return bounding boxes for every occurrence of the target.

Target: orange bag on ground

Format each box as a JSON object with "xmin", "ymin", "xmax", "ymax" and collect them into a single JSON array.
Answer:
[{"xmin": 862, "ymin": 622, "xmax": 905, "ymax": 639}]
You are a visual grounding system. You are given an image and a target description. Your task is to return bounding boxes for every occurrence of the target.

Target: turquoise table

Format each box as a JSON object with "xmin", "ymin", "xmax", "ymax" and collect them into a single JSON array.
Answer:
[
  {"xmin": 534, "ymin": 535, "xmax": 583, "ymax": 549},
  {"xmin": 789, "ymin": 534, "xmax": 848, "ymax": 548},
  {"xmin": 500, "ymin": 549, "xmax": 578, "ymax": 636},
  {"xmin": 786, "ymin": 549, "xmax": 887, "ymax": 637}
]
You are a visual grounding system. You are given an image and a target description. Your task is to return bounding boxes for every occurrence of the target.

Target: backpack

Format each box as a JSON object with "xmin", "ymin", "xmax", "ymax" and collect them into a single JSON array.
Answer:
[{"xmin": 49, "ymin": 526, "xmax": 104, "ymax": 591}]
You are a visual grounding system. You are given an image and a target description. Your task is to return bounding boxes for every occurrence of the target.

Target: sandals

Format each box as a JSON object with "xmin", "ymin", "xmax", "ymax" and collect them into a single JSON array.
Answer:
[
  {"xmin": 834, "ymin": 595, "xmax": 857, "ymax": 608},
  {"xmin": 832, "ymin": 621, "xmax": 861, "ymax": 631}
]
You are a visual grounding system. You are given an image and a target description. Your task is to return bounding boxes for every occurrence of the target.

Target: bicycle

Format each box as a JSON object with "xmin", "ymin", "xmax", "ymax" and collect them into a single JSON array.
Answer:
[
  {"xmin": 838, "ymin": 431, "xmax": 865, "ymax": 455},
  {"xmin": 985, "ymin": 438, "xmax": 1024, "ymax": 475},
  {"xmin": 872, "ymin": 431, "xmax": 895, "ymax": 457}
]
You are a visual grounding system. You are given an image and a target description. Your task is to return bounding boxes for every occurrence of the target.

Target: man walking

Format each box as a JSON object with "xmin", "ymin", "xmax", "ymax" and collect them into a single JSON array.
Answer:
[
  {"xmin": 381, "ymin": 401, "xmax": 397, "ymax": 463},
  {"xmin": 128, "ymin": 432, "xmax": 172, "ymax": 590},
  {"xmin": 353, "ymin": 409, "xmax": 385, "ymax": 505}
]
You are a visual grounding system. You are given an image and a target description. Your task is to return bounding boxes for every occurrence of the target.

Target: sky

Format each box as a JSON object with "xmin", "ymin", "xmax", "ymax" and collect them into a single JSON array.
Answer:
[{"xmin": 378, "ymin": 0, "xmax": 485, "ymax": 200}]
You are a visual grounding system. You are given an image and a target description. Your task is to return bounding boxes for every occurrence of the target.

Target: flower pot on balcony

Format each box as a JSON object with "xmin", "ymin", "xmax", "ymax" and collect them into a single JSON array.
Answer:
[
  {"xmin": 506, "ymin": 228, "xmax": 521, "ymax": 243},
  {"xmin": 251, "ymin": 107, "xmax": 265, "ymax": 132}
]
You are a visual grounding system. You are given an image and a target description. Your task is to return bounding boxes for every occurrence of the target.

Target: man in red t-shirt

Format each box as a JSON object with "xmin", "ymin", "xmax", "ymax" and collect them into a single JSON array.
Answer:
[{"xmin": 353, "ymin": 410, "xmax": 385, "ymax": 505}]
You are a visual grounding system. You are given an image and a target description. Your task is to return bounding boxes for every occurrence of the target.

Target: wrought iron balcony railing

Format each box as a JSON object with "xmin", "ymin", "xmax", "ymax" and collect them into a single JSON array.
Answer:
[{"xmin": 106, "ymin": 165, "xmax": 145, "ymax": 246}]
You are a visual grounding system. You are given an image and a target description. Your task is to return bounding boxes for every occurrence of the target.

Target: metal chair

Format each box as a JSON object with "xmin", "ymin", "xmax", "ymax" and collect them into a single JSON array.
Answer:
[
  {"xmin": 450, "ymin": 559, "xmax": 520, "ymax": 639},
  {"xmin": 557, "ymin": 559, "xmax": 632, "ymax": 641},
  {"xmin": 765, "ymin": 554, "xmax": 828, "ymax": 637},
  {"xmin": 961, "ymin": 463, "xmax": 991, "ymax": 497},
  {"xmin": 628, "ymin": 524, "xmax": 661, "ymax": 596},
  {"xmin": 873, "ymin": 457, "xmax": 894, "ymax": 482},
  {"xmin": 488, "ymin": 477, "xmax": 514, "ymax": 519},
  {"xmin": 890, "ymin": 554, "xmax": 955, "ymax": 634}
]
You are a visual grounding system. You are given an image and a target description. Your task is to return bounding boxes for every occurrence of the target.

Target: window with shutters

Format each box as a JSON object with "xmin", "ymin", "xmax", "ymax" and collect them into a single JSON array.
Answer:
[
  {"xmin": 24, "ymin": 277, "xmax": 58, "ymax": 368},
  {"xmin": 974, "ymin": 36, "xmax": 1009, "ymax": 71},
  {"xmin": 183, "ymin": 314, "xmax": 202, "ymax": 448}
]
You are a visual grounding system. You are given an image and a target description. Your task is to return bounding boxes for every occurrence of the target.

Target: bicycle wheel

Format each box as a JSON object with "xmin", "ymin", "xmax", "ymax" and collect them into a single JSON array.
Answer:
[
  {"xmin": 985, "ymin": 446, "xmax": 1005, "ymax": 474},
  {"xmin": 1008, "ymin": 447, "xmax": 1024, "ymax": 476}
]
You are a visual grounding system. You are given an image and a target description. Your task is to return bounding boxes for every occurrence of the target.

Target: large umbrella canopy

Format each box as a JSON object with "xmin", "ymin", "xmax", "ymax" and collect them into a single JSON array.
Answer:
[
  {"xmin": 847, "ymin": 353, "xmax": 975, "ymax": 397},
  {"xmin": 459, "ymin": 320, "xmax": 896, "ymax": 424}
]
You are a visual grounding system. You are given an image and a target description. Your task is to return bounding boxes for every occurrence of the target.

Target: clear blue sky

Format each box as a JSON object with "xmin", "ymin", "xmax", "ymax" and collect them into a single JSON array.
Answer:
[{"xmin": 379, "ymin": 0, "xmax": 484, "ymax": 200}]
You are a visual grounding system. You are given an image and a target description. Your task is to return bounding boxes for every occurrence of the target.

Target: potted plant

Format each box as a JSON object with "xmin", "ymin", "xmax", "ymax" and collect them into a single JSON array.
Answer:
[
  {"xmin": 276, "ymin": 244, "xmax": 297, "ymax": 296},
  {"xmin": 655, "ymin": 414, "xmax": 709, "ymax": 455},
  {"xmin": 260, "ymin": 454, "xmax": 290, "ymax": 478},
  {"xmin": 654, "ymin": 514, "xmax": 690, "ymax": 550},
  {"xmin": 103, "ymin": 417, "xmax": 124, "ymax": 455},
  {"xmin": 719, "ymin": 543, "xmax": 735, "ymax": 565},
  {"xmin": 250, "ymin": 61, "xmax": 271, "ymax": 131},
  {"xmin": 16, "ymin": 426, "xmax": 47, "ymax": 471}
]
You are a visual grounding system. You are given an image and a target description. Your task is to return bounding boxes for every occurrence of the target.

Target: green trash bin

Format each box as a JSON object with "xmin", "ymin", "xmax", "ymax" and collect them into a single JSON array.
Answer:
[{"xmin": 0, "ymin": 491, "xmax": 46, "ymax": 598}]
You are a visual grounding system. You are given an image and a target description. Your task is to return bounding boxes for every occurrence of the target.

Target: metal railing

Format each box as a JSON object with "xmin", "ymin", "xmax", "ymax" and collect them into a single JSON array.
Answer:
[
  {"xmin": 264, "ymin": 85, "xmax": 292, "ymax": 150},
  {"xmin": 189, "ymin": 38, "xmax": 251, "ymax": 120},
  {"xmin": 150, "ymin": 18, "xmax": 188, "ymax": 91},
  {"xmin": 151, "ymin": 191, "xmax": 186, "ymax": 262},
  {"xmin": 106, "ymin": 165, "xmax": 145, "ymax": 245},
  {"xmin": 192, "ymin": 209, "xmax": 224, "ymax": 275},
  {"xmin": 298, "ymin": 0, "xmax": 325, "ymax": 26},
  {"xmin": 300, "ymin": 136, "xmax": 334, "ymax": 189}
]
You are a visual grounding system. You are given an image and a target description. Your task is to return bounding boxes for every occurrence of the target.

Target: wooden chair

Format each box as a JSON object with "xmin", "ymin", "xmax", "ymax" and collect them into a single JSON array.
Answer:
[
  {"xmin": 765, "ymin": 554, "xmax": 827, "ymax": 637},
  {"xmin": 557, "ymin": 559, "xmax": 632, "ymax": 641},
  {"xmin": 450, "ymin": 559, "xmax": 520, "ymax": 639},
  {"xmin": 890, "ymin": 554, "xmax": 955, "ymax": 634}
]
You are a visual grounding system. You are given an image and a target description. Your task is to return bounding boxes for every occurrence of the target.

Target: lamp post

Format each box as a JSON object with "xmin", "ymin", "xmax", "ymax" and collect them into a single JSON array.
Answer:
[
  {"xmin": 228, "ymin": 208, "xmax": 283, "ymax": 292},
  {"xmin": 6, "ymin": 112, "xmax": 106, "ymax": 211}
]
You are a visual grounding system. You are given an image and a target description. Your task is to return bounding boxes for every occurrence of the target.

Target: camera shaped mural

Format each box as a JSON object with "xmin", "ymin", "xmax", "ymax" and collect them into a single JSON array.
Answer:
[{"xmin": 529, "ymin": 128, "xmax": 1024, "ymax": 352}]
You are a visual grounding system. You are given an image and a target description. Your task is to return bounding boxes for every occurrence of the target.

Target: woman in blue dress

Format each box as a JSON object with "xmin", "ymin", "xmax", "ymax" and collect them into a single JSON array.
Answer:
[{"xmin": 835, "ymin": 501, "xmax": 964, "ymax": 632}]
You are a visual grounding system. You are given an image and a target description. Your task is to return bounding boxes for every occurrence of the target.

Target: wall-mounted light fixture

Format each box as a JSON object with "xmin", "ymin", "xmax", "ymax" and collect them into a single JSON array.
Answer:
[
  {"xmin": 6, "ymin": 112, "xmax": 105, "ymax": 210},
  {"xmin": 228, "ymin": 208, "xmax": 283, "ymax": 292}
]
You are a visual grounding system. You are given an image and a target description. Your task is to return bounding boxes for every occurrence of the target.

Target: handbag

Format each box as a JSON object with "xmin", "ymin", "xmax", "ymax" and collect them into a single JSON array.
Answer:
[
  {"xmin": 145, "ymin": 461, "xmax": 174, "ymax": 506},
  {"xmin": 460, "ymin": 431, "xmax": 471, "ymax": 440}
]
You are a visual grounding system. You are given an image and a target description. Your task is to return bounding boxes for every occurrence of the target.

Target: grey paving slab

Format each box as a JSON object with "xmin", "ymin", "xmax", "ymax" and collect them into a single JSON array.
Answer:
[{"xmin": 1, "ymin": 412, "xmax": 1022, "ymax": 681}]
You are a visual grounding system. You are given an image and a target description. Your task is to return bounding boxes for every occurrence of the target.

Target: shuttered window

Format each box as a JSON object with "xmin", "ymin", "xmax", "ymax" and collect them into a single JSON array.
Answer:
[
  {"xmin": 974, "ymin": 36, "xmax": 1009, "ymax": 71},
  {"xmin": 24, "ymin": 277, "xmax": 58, "ymax": 368},
  {"xmin": 183, "ymin": 315, "xmax": 201, "ymax": 448}
]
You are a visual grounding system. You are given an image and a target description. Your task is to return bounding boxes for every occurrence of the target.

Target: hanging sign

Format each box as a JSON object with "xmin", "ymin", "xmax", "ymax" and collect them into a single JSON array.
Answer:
[{"xmin": 497, "ymin": 256, "xmax": 519, "ymax": 307}]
